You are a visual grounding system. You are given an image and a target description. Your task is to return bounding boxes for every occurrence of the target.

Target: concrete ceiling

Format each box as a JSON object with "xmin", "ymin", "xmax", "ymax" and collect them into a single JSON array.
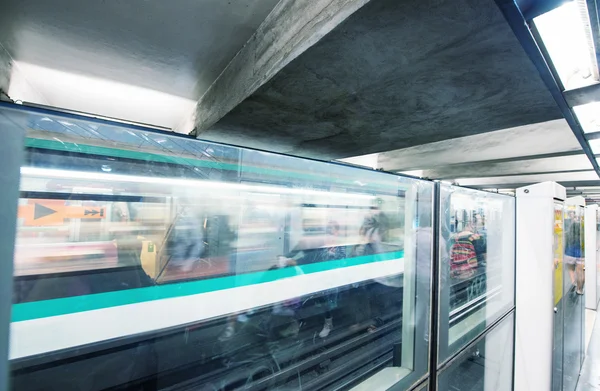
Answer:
[
  {"xmin": 0, "ymin": 0, "xmax": 281, "ymax": 129},
  {"xmin": 342, "ymin": 118, "xmax": 596, "ymax": 178},
  {"xmin": 1, "ymin": 0, "xmax": 599, "ymax": 197},
  {"xmin": 342, "ymin": 118, "xmax": 600, "ymax": 195},
  {"xmin": 199, "ymin": 0, "xmax": 563, "ymax": 160},
  {"xmin": 0, "ymin": 0, "xmax": 280, "ymax": 100}
]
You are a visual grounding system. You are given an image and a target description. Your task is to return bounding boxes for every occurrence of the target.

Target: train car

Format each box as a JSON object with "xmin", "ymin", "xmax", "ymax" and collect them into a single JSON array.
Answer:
[{"xmin": 5, "ymin": 105, "xmax": 437, "ymax": 391}]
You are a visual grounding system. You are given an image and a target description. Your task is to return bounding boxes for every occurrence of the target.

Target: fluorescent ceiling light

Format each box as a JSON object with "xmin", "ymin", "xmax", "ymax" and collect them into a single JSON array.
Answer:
[
  {"xmin": 399, "ymin": 170, "xmax": 424, "ymax": 177},
  {"xmin": 338, "ymin": 154, "xmax": 379, "ymax": 169},
  {"xmin": 590, "ymin": 139, "xmax": 600, "ymax": 154},
  {"xmin": 534, "ymin": 1, "xmax": 599, "ymax": 89},
  {"xmin": 8, "ymin": 62, "xmax": 197, "ymax": 133},
  {"xmin": 574, "ymin": 102, "xmax": 600, "ymax": 133}
]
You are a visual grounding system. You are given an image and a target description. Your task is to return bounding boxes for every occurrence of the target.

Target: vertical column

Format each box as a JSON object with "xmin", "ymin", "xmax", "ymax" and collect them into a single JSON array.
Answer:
[
  {"xmin": 0, "ymin": 107, "xmax": 25, "ymax": 391},
  {"xmin": 514, "ymin": 181, "xmax": 566, "ymax": 391},
  {"xmin": 585, "ymin": 204, "xmax": 598, "ymax": 310},
  {"xmin": 401, "ymin": 182, "xmax": 417, "ymax": 368}
]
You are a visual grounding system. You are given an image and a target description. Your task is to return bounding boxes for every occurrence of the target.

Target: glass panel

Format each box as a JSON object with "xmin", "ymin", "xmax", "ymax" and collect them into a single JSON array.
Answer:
[
  {"xmin": 437, "ymin": 312, "xmax": 514, "ymax": 391},
  {"xmin": 562, "ymin": 204, "xmax": 585, "ymax": 391},
  {"xmin": 6, "ymin": 106, "xmax": 434, "ymax": 391},
  {"xmin": 597, "ymin": 210, "xmax": 600, "ymax": 307},
  {"xmin": 552, "ymin": 201, "xmax": 564, "ymax": 391},
  {"xmin": 438, "ymin": 185, "xmax": 515, "ymax": 363}
]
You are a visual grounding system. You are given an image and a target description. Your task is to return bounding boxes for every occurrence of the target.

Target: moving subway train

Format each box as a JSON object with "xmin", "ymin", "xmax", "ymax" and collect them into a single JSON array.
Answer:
[
  {"xmin": 4, "ymin": 105, "xmax": 514, "ymax": 391},
  {"xmin": 6, "ymin": 107, "xmax": 436, "ymax": 391}
]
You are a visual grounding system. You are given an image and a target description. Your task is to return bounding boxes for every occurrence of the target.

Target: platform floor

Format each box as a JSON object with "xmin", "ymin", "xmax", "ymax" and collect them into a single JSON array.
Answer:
[{"xmin": 576, "ymin": 308, "xmax": 600, "ymax": 390}]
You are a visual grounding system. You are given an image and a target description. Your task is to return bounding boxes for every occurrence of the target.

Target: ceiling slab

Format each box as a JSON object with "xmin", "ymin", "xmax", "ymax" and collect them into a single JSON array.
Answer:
[
  {"xmin": 455, "ymin": 171, "xmax": 599, "ymax": 187},
  {"xmin": 195, "ymin": 0, "xmax": 372, "ymax": 133},
  {"xmin": 0, "ymin": 44, "xmax": 10, "ymax": 96},
  {"xmin": 342, "ymin": 119, "xmax": 581, "ymax": 171},
  {"xmin": 0, "ymin": 0, "xmax": 280, "ymax": 101},
  {"xmin": 417, "ymin": 154, "xmax": 592, "ymax": 180},
  {"xmin": 564, "ymin": 83, "xmax": 600, "ymax": 107},
  {"xmin": 200, "ymin": 0, "xmax": 563, "ymax": 160}
]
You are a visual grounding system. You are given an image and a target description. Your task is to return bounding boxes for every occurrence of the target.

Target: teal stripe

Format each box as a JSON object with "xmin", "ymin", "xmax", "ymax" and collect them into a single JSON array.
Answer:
[
  {"xmin": 12, "ymin": 251, "xmax": 404, "ymax": 322},
  {"xmin": 24, "ymin": 138, "xmax": 402, "ymax": 192}
]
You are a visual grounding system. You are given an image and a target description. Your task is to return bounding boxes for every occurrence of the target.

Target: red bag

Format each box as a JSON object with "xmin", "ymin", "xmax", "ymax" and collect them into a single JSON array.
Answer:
[{"xmin": 450, "ymin": 233, "xmax": 478, "ymax": 279}]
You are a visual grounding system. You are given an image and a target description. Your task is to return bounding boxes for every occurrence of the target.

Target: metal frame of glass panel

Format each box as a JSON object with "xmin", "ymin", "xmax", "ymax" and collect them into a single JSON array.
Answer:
[
  {"xmin": 585, "ymin": 204, "xmax": 599, "ymax": 310},
  {"xmin": 431, "ymin": 184, "xmax": 516, "ymax": 391},
  {"xmin": 563, "ymin": 197, "xmax": 586, "ymax": 391},
  {"xmin": 0, "ymin": 105, "xmax": 25, "ymax": 391}
]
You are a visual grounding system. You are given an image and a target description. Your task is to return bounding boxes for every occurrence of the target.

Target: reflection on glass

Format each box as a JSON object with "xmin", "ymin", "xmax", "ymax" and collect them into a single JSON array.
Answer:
[
  {"xmin": 552, "ymin": 201, "xmax": 564, "ymax": 391},
  {"xmin": 561, "ymin": 203, "xmax": 585, "ymax": 391},
  {"xmin": 564, "ymin": 206, "xmax": 585, "ymax": 295},
  {"xmin": 438, "ymin": 185, "xmax": 515, "ymax": 363},
  {"xmin": 9, "ymin": 107, "xmax": 433, "ymax": 391},
  {"xmin": 597, "ymin": 210, "xmax": 600, "ymax": 307},
  {"xmin": 437, "ymin": 313, "xmax": 514, "ymax": 391}
]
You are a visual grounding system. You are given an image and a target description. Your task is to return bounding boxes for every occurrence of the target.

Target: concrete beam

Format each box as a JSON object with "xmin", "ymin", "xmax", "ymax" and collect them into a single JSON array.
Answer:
[
  {"xmin": 564, "ymin": 83, "xmax": 600, "ymax": 107},
  {"xmin": 0, "ymin": 43, "xmax": 12, "ymax": 100},
  {"xmin": 455, "ymin": 170, "xmax": 599, "ymax": 188},
  {"xmin": 342, "ymin": 119, "xmax": 582, "ymax": 172},
  {"xmin": 194, "ymin": 0, "xmax": 370, "ymax": 135},
  {"xmin": 416, "ymin": 154, "xmax": 591, "ymax": 180}
]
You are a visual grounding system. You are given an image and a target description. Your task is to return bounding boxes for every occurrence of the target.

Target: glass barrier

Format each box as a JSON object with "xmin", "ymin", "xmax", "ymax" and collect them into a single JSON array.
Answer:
[
  {"xmin": 437, "ymin": 313, "xmax": 514, "ymax": 391},
  {"xmin": 552, "ymin": 201, "xmax": 565, "ymax": 391},
  {"xmin": 597, "ymin": 209, "xmax": 600, "ymax": 307},
  {"xmin": 4, "ymin": 105, "xmax": 433, "ymax": 391},
  {"xmin": 437, "ymin": 184, "xmax": 515, "ymax": 363},
  {"xmin": 561, "ymin": 203, "xmax": 585, "ymax": 391}
]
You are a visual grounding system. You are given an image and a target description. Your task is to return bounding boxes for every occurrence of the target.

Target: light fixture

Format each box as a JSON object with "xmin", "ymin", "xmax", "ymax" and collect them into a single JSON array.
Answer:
[
  {"xmin": 399, "ymin": 170, "xmax": 424, "ymax": 177},
  {"xmin": 590, "ymin": 139, "xmax": 600, "ymax": 154},
  {"xmin": 533, "ymin": 1, "xmax": 599, "ymax": 90},
  {"xmin": 338, "ymin": 153, "xmax": 379, "ymax": 169},
  {"xmin": 573, "ymin": 102, "xmax": 600, "ymax": 133}
]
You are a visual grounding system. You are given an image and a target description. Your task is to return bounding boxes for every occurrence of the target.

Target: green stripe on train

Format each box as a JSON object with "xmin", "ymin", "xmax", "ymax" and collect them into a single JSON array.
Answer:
[
  {"xmin": 12, "ymin": 251, "xmax": 404, "ymax": 322},
  {"xmin": 24, "ymin": 138, "xmax": 402, "ymax": 192}
]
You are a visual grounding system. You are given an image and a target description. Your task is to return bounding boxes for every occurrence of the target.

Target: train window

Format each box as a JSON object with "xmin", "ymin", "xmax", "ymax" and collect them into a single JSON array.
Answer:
[
  {"xmin": 9, "ymin": 108, "xmax": 435, "ymax": 391},
  {"xmin": 437, "ymin": 184, "xmax": 516, "ymax": 364}
]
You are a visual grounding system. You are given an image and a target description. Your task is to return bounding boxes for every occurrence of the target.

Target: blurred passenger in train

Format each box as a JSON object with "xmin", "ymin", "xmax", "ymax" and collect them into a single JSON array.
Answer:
[
  {"xmin": 565, "ymin": 213, "xmax": 584, "ymax": 295},
  {"xmin": 111, "ymin": 203, "xmax": 154, "ymax": 288},
  {"xmin": 350, "ymin": 200, "xmax": 397, "ymax": 333},
  {"xmin": 286, "ymin": 219, "xmax": 327, "ymax": 265},
  {"xmin": 219, "ymin": 255, "xmax": 301, "ymax": 342},
  {"xmin": 318, "ymin": 221, "xmax": 346, "ymax": 338},
  {"xmin": 357, "ymin": 198, "xmax": 390, "ymax": 255},
  {"xmin": 165, "ymin": 210, "xmax": 206, "ymax": 272}
]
